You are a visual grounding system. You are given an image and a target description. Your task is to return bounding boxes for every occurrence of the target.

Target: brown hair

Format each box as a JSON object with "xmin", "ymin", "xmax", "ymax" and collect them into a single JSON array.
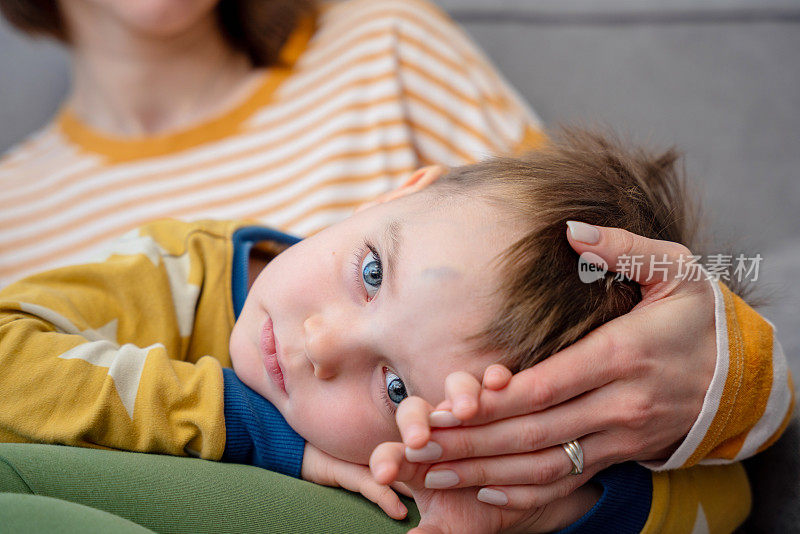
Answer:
[
  {"xmin": 0, "ymin": 0, "xmax": 315, "ymax": 67},
  {"xmin": 433, "ymin": 126, "xmax": 700, "ymax": 372}
]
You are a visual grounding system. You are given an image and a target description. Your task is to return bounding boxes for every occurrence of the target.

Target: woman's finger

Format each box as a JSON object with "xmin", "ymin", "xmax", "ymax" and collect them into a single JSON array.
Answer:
[
  {"xmin": 422, "ymin": 385, "xmax": 617, "ymax": 462},
  {"xmin": 566, "ymin": 222, "xmax": 703, "ymax": 298},
  {"xmin": 396, "ymin": 396, "xmax": 435, "ymax": 449},
  {"xmin": 475, "ymin": 463, "xmax": 607, "ymax": 511},
  {"xmin": 421, "ymin": 432, "xmax": 613, "ymax": 489}
]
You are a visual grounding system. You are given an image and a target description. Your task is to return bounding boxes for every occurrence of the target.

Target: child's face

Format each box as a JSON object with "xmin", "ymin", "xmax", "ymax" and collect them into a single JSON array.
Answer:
[{"xmin": 230, "ymin": 190, "xmax": 515, "ymax": 464}]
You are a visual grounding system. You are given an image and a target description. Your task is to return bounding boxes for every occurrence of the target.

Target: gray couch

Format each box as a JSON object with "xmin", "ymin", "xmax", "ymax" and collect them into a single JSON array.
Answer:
[{"xmin": 1, "ymin": 1, "xmax": 798, "ymax": 531}]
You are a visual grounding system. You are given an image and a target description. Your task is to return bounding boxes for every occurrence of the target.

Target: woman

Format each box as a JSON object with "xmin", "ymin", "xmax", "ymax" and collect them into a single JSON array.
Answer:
[{"xmin": 0, "ymin": 1, "xmax": 791, "ymax": 531}]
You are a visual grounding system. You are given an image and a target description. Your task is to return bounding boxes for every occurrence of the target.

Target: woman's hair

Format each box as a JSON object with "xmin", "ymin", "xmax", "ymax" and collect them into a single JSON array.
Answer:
[
  {"xmin": 433, "ymin": 126, "xmax": 701, "ymax": 372},
  {"xmin": 0, "ymin": 0, "xmax": 315, "ymax": 67}
]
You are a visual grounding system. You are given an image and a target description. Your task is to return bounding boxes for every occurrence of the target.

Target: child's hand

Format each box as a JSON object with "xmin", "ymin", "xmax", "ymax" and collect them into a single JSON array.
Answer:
[
  {"xmin": 300, "ymin": 442, "xmax": 409, "ymax": 520},
  {"xmin": 395, "ymin": 364, "xmax": 513, "ymax": 451}
]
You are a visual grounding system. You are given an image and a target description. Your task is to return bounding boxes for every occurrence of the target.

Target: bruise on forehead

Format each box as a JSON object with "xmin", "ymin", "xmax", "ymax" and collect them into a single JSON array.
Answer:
[{"xmin": 421, "ymin": 266, "xmax": 462, "ymax": 279}]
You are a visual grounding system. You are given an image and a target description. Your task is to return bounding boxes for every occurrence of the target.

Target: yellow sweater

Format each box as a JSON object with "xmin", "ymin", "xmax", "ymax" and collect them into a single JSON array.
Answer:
[{"xmin": 0, "ymin": 219, "xmax": 790, "ymax": 532}]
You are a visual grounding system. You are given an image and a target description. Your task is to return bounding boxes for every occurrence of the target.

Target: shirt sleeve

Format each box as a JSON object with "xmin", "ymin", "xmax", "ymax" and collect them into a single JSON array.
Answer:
[
  {"xmin": 385, "ymin": 0, "xmax": 546, "ymax": 166},
  {"xmin": 644, "ymin": 279, "xmax": 795, "ymax": 470},
  {"xmin": 0, "ymin": 222, "xmax": 228, "ymax": 461},
  {"xmin": 640, "ymin": 463, "xmax": 751, "ymax": 534},
  {"xmin": 556, "ymin": 461, "xmax": 750, "ymax": 534},
  {"xmin": 221, "ymin": 368, "xmax": 305, "ymax": 478},
  {"xmin": 555, "ymin": 463, "xmax": 652, "ymax": 534}
]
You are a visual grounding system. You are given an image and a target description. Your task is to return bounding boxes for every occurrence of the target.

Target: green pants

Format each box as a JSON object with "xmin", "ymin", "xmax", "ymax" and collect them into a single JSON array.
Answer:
[{"xmin": 0, "ymin": 443, "xmax": 420, "ymax": 533}]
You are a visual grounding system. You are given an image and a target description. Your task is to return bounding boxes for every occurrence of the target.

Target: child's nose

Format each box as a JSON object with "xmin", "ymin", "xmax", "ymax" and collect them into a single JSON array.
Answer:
[{"xmin": 303, "ymin": 314, "xmax": 353, "ymax": 379}]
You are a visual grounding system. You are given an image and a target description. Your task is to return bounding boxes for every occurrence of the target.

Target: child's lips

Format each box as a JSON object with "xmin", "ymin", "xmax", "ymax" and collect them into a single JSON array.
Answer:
[{"xmin": 261, "ymin": 315, "xmax": 287, "ymax": 395}]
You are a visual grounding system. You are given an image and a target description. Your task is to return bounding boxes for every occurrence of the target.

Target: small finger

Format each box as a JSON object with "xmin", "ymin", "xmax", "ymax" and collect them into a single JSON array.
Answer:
[
  {"xmin": 370, "ymin": 442, "xmax": 405, "ymax": 484},
  {"xmin": 426, "ymin": 389, "xmax": 613, "ymax": 462},
  {"xmin": 356, "ymin": 476, "xmax": 408, "ymax": 520},
  {"xmin": 445, "ymin": 371, "xmax": 482, "ymax": 421},
  {"xmin": 482, "ymin": 364, "xmax": 512, "ymax": 390},
  {"xmin": 370, "ymin": 441, "xmax": 426, "ymax": 486},
  {"xmin": 396, "ymin": 396, "xmax": 434, "ymax": 449}
]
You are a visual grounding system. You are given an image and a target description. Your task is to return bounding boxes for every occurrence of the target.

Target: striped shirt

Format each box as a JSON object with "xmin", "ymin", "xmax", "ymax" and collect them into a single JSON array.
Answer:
[{"xmin": 0, "ymin": 0, "xmax": 544, "ymax": 286}]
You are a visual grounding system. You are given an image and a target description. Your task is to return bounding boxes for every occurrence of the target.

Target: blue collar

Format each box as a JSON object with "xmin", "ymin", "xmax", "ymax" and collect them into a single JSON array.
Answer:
[{"xmin": 231, "ymin": 226, "xmax": 301, "ymax": 319}]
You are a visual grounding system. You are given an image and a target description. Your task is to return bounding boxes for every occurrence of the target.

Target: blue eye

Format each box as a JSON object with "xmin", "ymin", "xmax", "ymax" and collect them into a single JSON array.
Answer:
[
  {"xmin": 384, "ymin": 370, "xmax": 407, "ymax": 406},
  {"xmin": 360, "ymin": 248, "xmax": 382, "ymax": 299}
]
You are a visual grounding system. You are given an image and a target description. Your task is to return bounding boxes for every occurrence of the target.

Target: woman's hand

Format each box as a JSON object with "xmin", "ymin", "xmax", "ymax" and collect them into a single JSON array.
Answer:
[
  {"xmin": 301, "ymin": 442, "xmax": 410, "ymax": 520},
  {"xmin": 393, "ymin": 223, "xmax": 718, "ymax": 509},
  {"xmin": 370, "ymin": 437, "xmax": 602, "ymax": 534}
]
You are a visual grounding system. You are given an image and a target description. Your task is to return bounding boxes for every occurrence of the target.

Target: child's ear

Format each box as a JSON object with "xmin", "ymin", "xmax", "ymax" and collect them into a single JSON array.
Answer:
[{"xmin": 355, "ymin": 165, "xmax": 447, "ymax": 213}]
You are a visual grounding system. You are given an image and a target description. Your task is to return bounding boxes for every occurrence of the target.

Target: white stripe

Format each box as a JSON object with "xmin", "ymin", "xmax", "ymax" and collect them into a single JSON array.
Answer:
[
  {"xmin": 734, "ymin": 339, "xmax": 792, "ymax": 460},
  {"xmin": 0, "ymin": 127, "xmax": 59, "ymax": 168},
  {"xmin": 0, "ymin": 118, "xmax": 407, "ymax": 244},
  {"xmin": 643, "ymin": 277, "xmax": 731, "ymax": 470},
  {"xmin": 2, "ymin": 141, "xmax": 414, "ymax": 269},
  {"xmin": 0, "ymin": 58, "xmax": 405, "ymax": 223},
  {"xmin": 289, "ymin": 207, "xmax": 365, "ymax": 237}
]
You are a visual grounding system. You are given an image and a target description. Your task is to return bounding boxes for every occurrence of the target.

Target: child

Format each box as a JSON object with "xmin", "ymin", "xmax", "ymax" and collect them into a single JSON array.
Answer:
[{"xmin": 0, "ymin": 127, "xmax": 777, "ymax": 532}]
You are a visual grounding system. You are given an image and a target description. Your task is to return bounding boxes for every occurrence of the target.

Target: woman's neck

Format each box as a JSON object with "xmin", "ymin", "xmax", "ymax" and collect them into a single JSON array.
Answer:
[{"xmin": 62, "ymin": 4, "xmax": 259, "ymax": 136}]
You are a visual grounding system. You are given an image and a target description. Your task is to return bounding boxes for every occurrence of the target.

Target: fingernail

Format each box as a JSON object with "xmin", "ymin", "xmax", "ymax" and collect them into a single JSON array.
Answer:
[
  {"xmin": 567, "ymin": 221, "xmax": 600, "ymax": 245},
  {"xmin": 425, "ymin": 469, "xmax": 459, "ymax": 489},
  {"xmin": 477, "ymin": 488, "xmax": 508, "ymax": 506},
  {"xmin": 405, "ymin": 441, "xmax": 442, "ymax": 462},
  {"xmin": 429, "ymin": 410, "xmax": 461, "ymax": 427}
]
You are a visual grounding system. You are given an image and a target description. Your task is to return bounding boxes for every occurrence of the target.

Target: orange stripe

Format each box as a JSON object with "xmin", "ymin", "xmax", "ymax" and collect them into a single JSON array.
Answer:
[
  {"xmin": 318, "ymin": 0, "xmax": 525, "ymax": 108},
  {"xmin": 8, "ymin": 15, "xmax": 526, "ymax": 207},
  {"xmin": 55, "ymin": 15, "xmax": 315, "ymax": 164},
  {"xmin": 52, "ymin": 5, "xmax": 517, "ymax": 164},
  {"xmin": 0, "ymin": 133, "xmax": 50, "ymax": 169},
  {"xmin": 2, "ymin": 116, "xmax": 409, "ymax": 228},
  {"xmin": 253, "ymin": 169, "xmax": 415, "ymax": 226},
  {"xmin": 0, "ymin": 151, "xmax": 415, "ymax": 277},
  {"xmin": 2, "ymin": 73, "xmax": 502, "ymax": 224},
  {"xmin": 315, "ymin": 0, "xmax": 484, "ymax": 73},
  {"xmin": 248, "ymin": 168, "xmax": 415, "ymax": 222},
  {"xmin": 280, "ymin": 194, "xmax": 400, "ymax": 235},
  {"xmin": 302, "ymin": 19, "xmax": 510, "ymax": 111},
  {"xmin": 1, "ymin": 74, "xmax": 402, "ymax": 210},
  {"xmin": 686, "ymin": 284, "xmax": 775, "ymax": 464},
  {"xmin": 10, "ymin": 40, "xmax": 514, "ymax": 210},
  {"xmin": 515, "ymin": 126, "xmax": 548, "ymax": 154},
  {"xmin": 0, "ymin": 140, "xmax": 413, "ymax": 252}
]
